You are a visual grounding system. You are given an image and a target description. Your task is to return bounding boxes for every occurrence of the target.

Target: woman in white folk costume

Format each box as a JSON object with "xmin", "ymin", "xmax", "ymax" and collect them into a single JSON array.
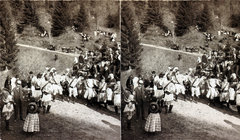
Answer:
[
  {"xmin": 84, "ymin": 75, "xmax": 98, "ymax": 106},
  {"xmin": 191, "ymin": 73, "xmax": 205, "ymax": 103},
  {"xmin": 161, "ymin": 74, "xmax": 175, "ymax": 114},
  {"xmin": 97, "ymin": 77, "xmax": 108, "ymax": 109},
  {"xmin": 113, "ymin": 81, "xmax": 121, "ymax": 114},
  {"xmin": 123, "ymin": 94, "xmax": 135, "ymax": 130},
  {"xmin": 31, "ymin": 73, "xmax": 43, "ymax": 107},
  {"xmin": 49, "ymin": 68, "xmax": 64, "ymax": 102},
  {"xmin": 229, "ymin": 73, "xmax": 239, "ymax": 105},
  {"xmin": 40, "ymin": 75, "xmax": 53, "ymax": 114},
  {"xmin": 206, "ymin": 74, "xmax": 221, "ymax": 106},
  {"xmin": 172, "ymin": 67, "xmax": 186, "ymax": 101},
  {"xmin": 68, "ymin": 73, "xmax": 81, "ymax": 104},
  {"xmin": 220, "ymin": 75, "xmax": 230, "ymax": 109},
  {"xmin": 2, "ymin": 92, "xmax": 15, "ymax": 131}
]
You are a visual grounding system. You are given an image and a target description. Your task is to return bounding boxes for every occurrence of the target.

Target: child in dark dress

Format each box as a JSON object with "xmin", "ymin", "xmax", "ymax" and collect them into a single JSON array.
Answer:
[
  {"xmin": 23, "ymin": 97, "xmax": 40, "ymax": 133},
  {"xmin": 145, "ymin": 99, "xmax": 161, "ymax": 133}
]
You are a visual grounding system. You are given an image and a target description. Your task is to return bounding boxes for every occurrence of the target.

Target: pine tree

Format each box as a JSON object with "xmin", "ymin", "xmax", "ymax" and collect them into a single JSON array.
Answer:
[
  {"xmin": 17, "ymin": 1, "xmax": 44, "ymax": 34},
  {"xmin": 230, "ymin": 14, "xmax": 240, "ymax": 29},
  {"xmin": 198, "ymin": 4, "xmax": 211, "ymax": 32},
  {"xmin": 51, "ymin": 1, "xmax": 69, "ymax": 37},
  {"xmin": 0, "ymin": 2, "xmax": 19, "ymax": 71},
  {"xmin": 74, "ymin": 3, "xmax": 88, "ymax": 33},
  {"xmin": 175, "ymin": 1, "xmax": 193, "ymax": 36},
  {"xmin": 140, "ymin": 1, "xmax": 165, "ymax": 33},
  {"xmin": 121, "ymin": 2, "xmax": 142, "ymax": 71}
]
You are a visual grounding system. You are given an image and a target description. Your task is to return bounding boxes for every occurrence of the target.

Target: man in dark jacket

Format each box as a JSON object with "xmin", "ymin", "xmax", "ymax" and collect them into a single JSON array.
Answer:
[
  {"xmin": 13, "ymin": 80, "xmax": 25, "ymax": 122},
  {"xmin": 134, "ymin": 80, "xmax": 146, "ymax": 121}
]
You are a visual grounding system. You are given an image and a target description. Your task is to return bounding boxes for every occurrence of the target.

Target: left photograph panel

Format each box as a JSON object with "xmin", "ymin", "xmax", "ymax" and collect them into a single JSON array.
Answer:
[{"xmin": 0, "ymin": 0, "xmax": 120, "ymax": 140}]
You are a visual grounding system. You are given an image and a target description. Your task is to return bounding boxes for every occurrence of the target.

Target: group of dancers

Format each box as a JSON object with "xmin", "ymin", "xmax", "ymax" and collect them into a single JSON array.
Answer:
[{"xmin": 1, "ymin": 45, "xmax": 121, "ymax": 133}]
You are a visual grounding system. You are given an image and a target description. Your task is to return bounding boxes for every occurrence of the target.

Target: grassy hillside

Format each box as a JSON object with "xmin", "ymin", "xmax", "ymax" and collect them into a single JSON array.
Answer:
[
  {"xmin": 139, "ymin": 45, "xmax": 199, "ymax": 75},
  {"xmin": 0, "ymin": 45, "xmax": 78, "ymax": 88},
  {"xmin": 121, "ymin": 45, "xmax": 199, "ymax": 89}
]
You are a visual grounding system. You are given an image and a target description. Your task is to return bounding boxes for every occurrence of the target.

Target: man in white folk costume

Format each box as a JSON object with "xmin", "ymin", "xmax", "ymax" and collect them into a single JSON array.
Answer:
[
  {"xmin": 67, "ymin": 72, "xmax": 81, "ymax": 104},
  {"xmin": 172, "ymin": 67, "xmax": 186, "ymax": 101},
  {"xmin": 206, "ymin": 74, "xmax": 221, "ymax": 106},
  {"xmin": 220, "ymin": 75, "xmax": 230, "ymax": 109},
  {"xmin": 229, "ymin": 73, "xmax": 239, "ymax": 105},
  {"xmin": 31, "ymin": 73, "xmax": 43, "ymax": 107},
  {"xmin": 49, "ymin": 68, "xmax": 64, "ymax": 102},
  {"xmin": 162, "ymin": 74, "xmax": 175, "ymax": 114},
  {"xmin": 40, "ymin": 75, "xmax": 53, "ymax": 114},
  {"xmin": 191, "ymin": 73, "xmax": 205, "ymax": 103},
  {"xmin": 97, "ymin": 77, "xmax": 108, "ymax": 109},
  {"xmin": 84, "ymin": 75, "xmax": 98, "ymax": 106}
]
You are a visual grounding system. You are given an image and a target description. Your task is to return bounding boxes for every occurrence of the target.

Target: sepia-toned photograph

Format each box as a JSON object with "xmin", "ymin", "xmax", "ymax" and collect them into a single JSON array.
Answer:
[
  {"xmin": 0, "ymin": 0, "xmax": 120, "ymax": 139},
  {"xmin": 121, "ymin": 0, "xmax": 240, "ymax": 140},
  {"xmin": 2, "ymin": 0, "xmax": 240, "ymax": 140}
]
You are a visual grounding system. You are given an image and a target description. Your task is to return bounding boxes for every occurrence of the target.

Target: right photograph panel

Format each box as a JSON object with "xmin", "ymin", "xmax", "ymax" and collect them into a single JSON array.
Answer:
[{"xmin": 121, "ymin": 0, "xmax": 240, "ymax": 140}]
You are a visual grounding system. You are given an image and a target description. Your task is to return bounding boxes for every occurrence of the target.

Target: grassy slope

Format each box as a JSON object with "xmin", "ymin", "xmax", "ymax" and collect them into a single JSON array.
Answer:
[
  {"xmin": 12, "ymin": 46, "xmax": 75, "ymax": 81},
  {"xmin": 121, "ymin": 45, "xmax": 199, "ymax": 90}
]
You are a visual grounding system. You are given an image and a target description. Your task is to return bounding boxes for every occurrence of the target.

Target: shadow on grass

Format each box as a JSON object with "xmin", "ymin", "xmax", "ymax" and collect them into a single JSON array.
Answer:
[
  {"xmin": 1, "ymin": 100, "xmax": 120, "ymax": 140},
  {"xmin": 175, "ymin": 94, "xmax": 240, "ymax": 119},
  {"xmin": 224, "ymin": 120, "xmax": 240, "ymax": 133}
]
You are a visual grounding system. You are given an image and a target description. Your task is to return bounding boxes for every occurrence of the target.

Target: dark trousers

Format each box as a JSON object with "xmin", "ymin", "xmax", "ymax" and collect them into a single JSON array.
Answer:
[
  {"xmin": 136, "ymin": 100, "xmax": 145, "ymax": 119},
  {"xmin": 14, "ymin": 100, "xmax": 23, "ymax": 120}
]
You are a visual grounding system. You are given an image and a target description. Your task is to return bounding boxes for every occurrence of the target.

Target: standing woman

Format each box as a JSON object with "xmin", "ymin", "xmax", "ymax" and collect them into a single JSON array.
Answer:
[{"xmin": 2, "ymin": 91, "xmax": 15, "ymax": 131}]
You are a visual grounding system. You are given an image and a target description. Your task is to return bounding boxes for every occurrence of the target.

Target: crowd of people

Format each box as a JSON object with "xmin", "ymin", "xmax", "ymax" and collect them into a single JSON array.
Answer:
[
  {"xmin": 0, "ymin": 45, "xmax": 121, "ymax": 132},
  {"xmin": 123, "ymin": 47, "xmax": 240, "ymax": 132}
]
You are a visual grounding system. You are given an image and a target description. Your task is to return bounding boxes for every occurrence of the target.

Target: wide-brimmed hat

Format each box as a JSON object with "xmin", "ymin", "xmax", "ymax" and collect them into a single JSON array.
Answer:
[
  {"xmin": 149, "ymin": 102, "xmax": 159, "ymax": 113},
  {"xmin": 27, "ymin": 102, "xmax": 38, "ymax": 113}
]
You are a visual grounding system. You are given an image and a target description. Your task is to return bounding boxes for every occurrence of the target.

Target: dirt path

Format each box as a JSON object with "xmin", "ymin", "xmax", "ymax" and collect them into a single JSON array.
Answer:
[
  {"xmin": 17, "ymin": 43, "xmax": 80, "ymax": 57},
  {"xmin": 1, "ymin": 98, "xmax": 120, "ymax": 140},
  {"xmin": 140, "ymin": 43, "xmax": 203, "ymax": 57},
  {"xmin": 122, "ymin": 97, "xmax": 240, "ymax": 140}
]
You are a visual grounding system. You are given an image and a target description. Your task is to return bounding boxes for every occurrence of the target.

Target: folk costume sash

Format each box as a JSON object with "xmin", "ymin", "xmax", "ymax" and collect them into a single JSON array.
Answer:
[
  {"xmin": 174, "ymin": 75, "xmax": 180, "ymax": 84},
  {"xmin": 99, "ymin": 82, "xmax": 107, "ymax": 92},
  {"xmin": 51, "ymin": 75, "xmax": 58, "ymax": 85},
  {"xmin": 191, "ymin": 78, "xmax": 198, "ymax": 88},
  {"xmin": 41, "ymin": 81, "xmax": 50, "ymax": 95},
  {"xmin": 221, "ymin": 82, "xmax": 229, "ymax": 92},
  {"xmin": 69, "ymin": 77, "xmax": 76, "ymax": 88},
  {"xmin": 163, "ymin": 81, "xmax": 173, "ymax": 95}
]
